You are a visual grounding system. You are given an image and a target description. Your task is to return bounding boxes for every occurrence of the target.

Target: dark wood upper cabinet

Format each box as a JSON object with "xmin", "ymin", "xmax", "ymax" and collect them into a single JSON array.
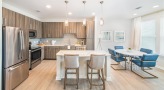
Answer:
[
  {"xmin": 63, "ymin": 22, "xmax": 77, "ymax": 34},
  {"xmin": 2, "ymin": 8, "xmax": 16, "ymax": 27},
  {"xmin": 76, "ymin": 22, "xmax": 86, "ymax": 38},
  {"xmin": 15, "ymin": 13, "xmax": 25, "ymax": 29},
  {"xmin": 42, "ymin": 22, "xmax": 63, "ymax": 38}
]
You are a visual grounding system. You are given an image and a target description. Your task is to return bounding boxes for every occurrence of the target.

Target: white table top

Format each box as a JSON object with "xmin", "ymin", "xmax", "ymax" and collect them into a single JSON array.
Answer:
[
  {"xmin": 56, "ymin": 50, "xmax": 110, "ymax": 57},
  {"xmin": 115, "ymin": 49, "xmax": 146, "ymax": 57}
]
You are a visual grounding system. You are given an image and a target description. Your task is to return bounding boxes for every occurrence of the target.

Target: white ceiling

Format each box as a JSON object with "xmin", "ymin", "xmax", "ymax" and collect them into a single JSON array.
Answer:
[{"xmin": 3, "ymin": 0, "xmax": 164, "ymax": 20}]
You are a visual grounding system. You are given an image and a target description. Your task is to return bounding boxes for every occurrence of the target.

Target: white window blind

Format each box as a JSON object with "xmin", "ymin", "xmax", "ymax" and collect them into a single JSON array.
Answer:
[{"xmin": 141, "ymin": 20, "xmax": 156, "ymax": 51}]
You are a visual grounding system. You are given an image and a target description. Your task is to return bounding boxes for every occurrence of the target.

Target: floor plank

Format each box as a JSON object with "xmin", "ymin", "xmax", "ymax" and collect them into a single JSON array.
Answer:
[{"xmin": 14, "ymin": 60, "xmax": 164, "ymax": 90}]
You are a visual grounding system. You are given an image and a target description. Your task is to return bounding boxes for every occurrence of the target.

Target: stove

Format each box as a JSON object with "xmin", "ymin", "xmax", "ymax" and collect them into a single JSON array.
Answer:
[
  {"xmin": 31, "ymin": 46, "xmax": 41, "ymax": 50},
  {"xmin": 29, "ymin": 46, "xmax": 41, "ymax": 70}
]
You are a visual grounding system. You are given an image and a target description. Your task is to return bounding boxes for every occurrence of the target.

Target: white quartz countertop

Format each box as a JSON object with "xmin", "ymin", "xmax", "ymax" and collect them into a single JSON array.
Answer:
[
  {"xmin": 56, "ymin": 50, "xmax": 110, "ymax": 56},
  {"xmin": 42, "ymin": 44, "xmax": 86, "ymax": 47}
]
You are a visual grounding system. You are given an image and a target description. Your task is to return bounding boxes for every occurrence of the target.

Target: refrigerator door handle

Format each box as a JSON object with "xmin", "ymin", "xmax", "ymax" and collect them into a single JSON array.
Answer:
[
  {"xmin": 9, "ymin": 65, "xmax": 20, "ymax": 71},
  {"xmin": 20, "ymin": 30, "xmax": 23, "ymax": 50},
  {"xmin": 19, "ymin": 30, "xmax": 22, "ymax": 59},
  {"xmin": 21, "ymin": 30, "xmax": 25, "ymax": 50}
]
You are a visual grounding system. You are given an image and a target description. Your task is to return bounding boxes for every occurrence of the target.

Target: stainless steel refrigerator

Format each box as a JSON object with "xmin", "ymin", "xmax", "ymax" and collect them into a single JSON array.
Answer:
[{"xmin": 2, "ymin": 26, "xmax": 29, "ymax": 90}]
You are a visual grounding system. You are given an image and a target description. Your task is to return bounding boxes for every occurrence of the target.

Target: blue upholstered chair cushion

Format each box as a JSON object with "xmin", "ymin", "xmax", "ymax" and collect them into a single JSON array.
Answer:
[
  {"xmin": 108, "ymin": 48, "xmax": 125, "ymax": 62},
  {"xmin": 140, "ymin": 48, "xmax": 153, "ymax": 54},
  {"xmin": 132, "ymin": 54, "xmax": 159, "ymax": 67},
  {"xmin": 134, "ymin": 48, "xmax": 153, "ymax": 59},
  {"xmin": 114, "ymin": 46, "xmax": 124, "ymax": 50}
]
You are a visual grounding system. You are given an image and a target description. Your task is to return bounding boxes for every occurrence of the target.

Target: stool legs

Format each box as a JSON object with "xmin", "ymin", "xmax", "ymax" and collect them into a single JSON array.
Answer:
[
  {"xmin": 87, "ymin": 67, "xmax": 105, "ymax": 90},
  {"xmin": 76, "ymin": 68, "xmax": 79, "ymax": 89},
  {"xmin": 101, "ymin": 69, "xmax": 105, "ymax": 90},
  {"xmin": 64, "ymin": 68, "xmax": 79, "ymax": 89},
  {"xmin": 90, "ymin": 69, "xmax": 93, "ymax": 89},
  {"xmin": 64, "ymin": 68, "xmax": 67, "ymax": 89}
]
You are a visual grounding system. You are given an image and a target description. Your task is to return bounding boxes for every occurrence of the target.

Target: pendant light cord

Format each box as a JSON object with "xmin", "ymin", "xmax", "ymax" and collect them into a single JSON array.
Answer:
[
  {"xmin": 83, "ymin": 1, "xmax": 86, "ymax": 19},
  {"xmin": 65, "ymin": 1, "xmax": 68, "ymax": 20},
  {"xmin": 100, "ymin": 1, "xmax": 104, "ymax": 18}
]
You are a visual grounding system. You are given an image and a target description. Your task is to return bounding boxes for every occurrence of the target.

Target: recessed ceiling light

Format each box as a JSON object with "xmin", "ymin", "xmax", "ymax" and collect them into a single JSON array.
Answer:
[
  {"xmin": 35, "ymin": 10, "xmax": 40, "ymax": 13},
  {"xmin": 68, "ymin": 12, "xmax": 72, "ymax": 15},
  {"xmin": 135, "ymin": 6, "xmax": 142, "ymax": 10},
  {"xmin": 92, "ymin": 12, "xmax": 95, "ymax": 16},
  {"xmin": 46, "ymin": 5, "xmax": 51, "ymax": 8},
  {"xmin": 153, "ymin": 5, "xmax": 159, "ymax": 8},
  {"xmin": 133, "ymin": 13, "xmax": 137, "ymax": 16}
]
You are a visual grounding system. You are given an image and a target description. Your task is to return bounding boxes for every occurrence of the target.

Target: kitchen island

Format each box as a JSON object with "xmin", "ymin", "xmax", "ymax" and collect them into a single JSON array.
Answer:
[{"xmin": 56, "ymin": 50, "xmax": 111, "ymax": 81}]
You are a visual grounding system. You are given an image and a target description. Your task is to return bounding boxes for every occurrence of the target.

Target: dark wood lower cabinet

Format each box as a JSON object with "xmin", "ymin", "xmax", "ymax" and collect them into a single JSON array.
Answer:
[
  {"xmin": 44, "ymin": 46, "xmax": 77, "ymax": 60},
  {"xmin": 44, "ymin": 46, "xmax": 66, "ymax": 60}
]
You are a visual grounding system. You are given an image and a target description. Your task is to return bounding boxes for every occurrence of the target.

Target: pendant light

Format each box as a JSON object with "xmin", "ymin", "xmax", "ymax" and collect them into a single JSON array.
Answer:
[
  {"xmin": 100, "ymin": 1, "xmax": 104, "ymax": 26},
  {"xmin": 82, "ymin": 1, "xmax": 86, "ymax": 26},
  {"xmin": 65, "ymin": 0, "xmax": 69, "ymax": 26}
]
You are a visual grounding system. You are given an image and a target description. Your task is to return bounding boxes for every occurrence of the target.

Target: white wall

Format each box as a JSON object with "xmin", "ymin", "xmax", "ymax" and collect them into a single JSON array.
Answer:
[
  {"xmin": 95, "ymin": 17, "xmax": 132, "ymax": 51},
  {"xmin": 0, "ymin": 0, "xmax": 2, "ymax": 89}
]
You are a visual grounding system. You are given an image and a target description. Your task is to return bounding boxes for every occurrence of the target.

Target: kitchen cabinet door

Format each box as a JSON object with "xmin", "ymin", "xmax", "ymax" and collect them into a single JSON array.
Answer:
[
  {"xmin": 2, "ymin": 8, "xmax": 16, "ymax": 27},
  {"xmin": 63, "ymin": 22, "xmax": 69, "ymax": 34},
  {"xmin": 2, "ymin": 7, "xmax": 9, "ymax": 26},
  {"xmin": 32, "ymin": 19, "xmax": 36, "ymax": 30},
  {"xmin": 42, "ymin": 22, "xmax": 51, "ymax": 38},
  {"xmin": 86, "ymin": 20, "xmax": 94, "ymax": 39},
  {"xmin": 42, "ymin": 22, "xmax": 46, "ymax": 38},
  {"xmin": 24, "ymin": 16, "xmax": 30, "ymax": 29},
  {"xmin": 8, "ymin": 9, "xmax": 16, "ymax": 27},
  {"xmin": 55, "ymin": 22, "xmax": 64, "ymax": 38},
  {"xmin": 42, "ymin": 22, "xmax": 63, "ymax": 38},
  {"xmin": 15, "ymin": 13, "xmax": 25, "ymax": 29},
  {"xmin": 63, "ymin": 22, "xmax": 77, "ymax": 34},
  {"xmin": 24, "ymin": 16, "xmax": 30, "ymax": 59},
  {"xmin": 29, "ymin": 18, "xmax": 36, "ymax": 30},
  {"xmin": 69, "ymin": 22, "xmax": 77, "ymax": 33},
  {"xmin": 76, "ymin": 22, "xmax": 86, "ymax": 38},
  {"xmin": 20, "ymin": 14, "xmax": 25, "ymax": 29},
  {"xmin": 35, "ymin": 20, "xmax": 42, "ymax": 38},
  {"xmin": 44, "ymin": 46, "xmax": 56, "ymax": 60}
]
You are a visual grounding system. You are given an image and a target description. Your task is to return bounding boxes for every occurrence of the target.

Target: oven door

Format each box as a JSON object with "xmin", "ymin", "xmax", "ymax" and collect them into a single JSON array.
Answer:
[
  {"xmin": 29, "ymin": 30, "xmax": 37, "ymax": 38},
  {"xmin": 31, "ymin": 48, "xmax": 41, "ymax": 63}
]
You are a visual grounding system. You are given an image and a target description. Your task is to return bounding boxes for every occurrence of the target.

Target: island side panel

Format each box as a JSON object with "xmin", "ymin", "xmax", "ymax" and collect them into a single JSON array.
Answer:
[
  {"xmin": 56, "ymin": 55, "xmax": 62, "ymax": 80},
  {"xmin": 105, "ymin": 55, "xmax": 112, "ymax": 81}
]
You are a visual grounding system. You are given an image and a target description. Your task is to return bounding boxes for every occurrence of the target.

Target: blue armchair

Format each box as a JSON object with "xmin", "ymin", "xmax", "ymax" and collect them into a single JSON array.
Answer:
[
  {"xmin": 108, "ymin": 48, "xmax": 126, "ymax": 70},
  {"xmin": 135, "ymin": 48, "xmax": 153, "ymax": 59},
  {"xmin": 114, "ymin": 46, "xmax": 124, "ymax": 50},
  {"xmin": 131, "ymin": 54, "xmax": 159, "ymax": 78}
]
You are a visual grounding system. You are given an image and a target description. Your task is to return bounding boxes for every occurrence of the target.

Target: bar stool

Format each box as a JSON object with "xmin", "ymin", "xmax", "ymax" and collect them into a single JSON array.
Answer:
[
  {"xmin": 64, "ymin": 54, "xmax": 79, "ymax": 89},
  {"xmin": 87, "ymin": 54, "xmax": 106, "ymax": 90}
]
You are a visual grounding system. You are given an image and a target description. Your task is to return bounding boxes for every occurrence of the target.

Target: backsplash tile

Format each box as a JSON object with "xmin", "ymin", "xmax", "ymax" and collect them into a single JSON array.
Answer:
[{"xmin": 30, "ymin": 34, "xmax": 85, "ymax": 46}]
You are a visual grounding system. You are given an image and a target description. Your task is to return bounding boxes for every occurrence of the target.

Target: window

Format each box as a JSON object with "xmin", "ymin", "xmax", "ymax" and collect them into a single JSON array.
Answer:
[
  {"xmin": 160, "ymin": 18, "xmax": 164, "ymax": 55},
  {"xmin": 141, "ymin": 20, "xmax": 156, "ymax": 51}
]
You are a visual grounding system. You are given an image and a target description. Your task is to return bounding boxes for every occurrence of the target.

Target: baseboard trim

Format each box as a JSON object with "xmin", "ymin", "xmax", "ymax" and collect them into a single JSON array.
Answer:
[{"xmin": 156, "ymin": 65, "xmax": 164, "ymax": 70}]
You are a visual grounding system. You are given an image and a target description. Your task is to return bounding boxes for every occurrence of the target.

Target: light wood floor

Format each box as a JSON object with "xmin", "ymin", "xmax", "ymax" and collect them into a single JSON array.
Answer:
[{"xmin": 14, "ymin": 60, "xmax": 164, "ymax": 90}]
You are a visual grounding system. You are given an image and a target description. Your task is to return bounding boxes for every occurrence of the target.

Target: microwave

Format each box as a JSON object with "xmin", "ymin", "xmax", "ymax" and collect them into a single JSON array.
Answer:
[{"xmin": 29, "ymin": 30, "xmax": 37, "ymax": 38}]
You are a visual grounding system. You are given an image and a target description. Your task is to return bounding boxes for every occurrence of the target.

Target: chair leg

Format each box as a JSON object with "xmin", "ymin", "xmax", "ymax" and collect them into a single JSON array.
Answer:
[
  {"xmin": 90, "ymin": 69, "xmax": 93, "ymax": 89},
  {"xmin": 125, "ymin": 60, "xmax": 126, "ymax": 70},
  {"xmin": 101, "ymin": 69, "xmax": 105, "ymax": 90},
  {"xmin": 111, "ymin": 62, "xmax": 126, "ymax": 70},
  {"xmin": 76, "ymin": 68, "xmax": 79, "ymax": 89},
  {"xmin": 64, "ymin": 68, "xmax": 67, "ymax": 89},
  {"xmin": 98, "ymin": 70, "xmax": 101, "ymax": 80},
  {"xmin": 131, "ymin": 63, "xmax": 158, "ymax": 79},
  {"xmin": 87, "ymin": 64, "xmax": 89, "ymax": 81},
  {"xmin": 131, "ymin": 61, "xmax": 132, "ymax": 71}
]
